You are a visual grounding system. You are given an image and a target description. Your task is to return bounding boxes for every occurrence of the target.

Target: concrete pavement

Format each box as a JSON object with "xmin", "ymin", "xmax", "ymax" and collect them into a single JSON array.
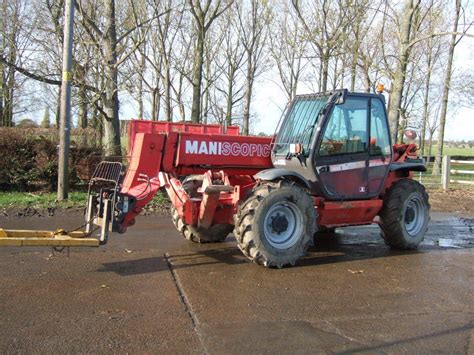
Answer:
[{"xmin": 0, "ymin": 212, "xmax": 473, "ymax": 353}]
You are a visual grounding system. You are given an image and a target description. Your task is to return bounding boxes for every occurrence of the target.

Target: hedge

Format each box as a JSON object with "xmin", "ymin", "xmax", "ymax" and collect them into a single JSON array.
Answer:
[{"xmin": 0, "ymin": 128, "xmax": 102, "ymax": 191}]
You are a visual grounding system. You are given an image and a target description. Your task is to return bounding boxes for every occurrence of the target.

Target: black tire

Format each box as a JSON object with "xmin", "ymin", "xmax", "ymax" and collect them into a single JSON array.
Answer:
[
  {"xmin": 379, "ymin": 179, "xmax": 430, "ymax": 249},
  {"xmin": 234, "ymin": 180, "xmax": 316, "ymax": 268},
  {"xmin": 170, "ymin": 175, "xmax": 233, "ymax": 243},
  {"xmin": 170, "ymin": 205, "xmax": 180, "ymax": 230},
  {"xmin": 315, "ymin": 226, "xmax": 336, "ymax": 235}
]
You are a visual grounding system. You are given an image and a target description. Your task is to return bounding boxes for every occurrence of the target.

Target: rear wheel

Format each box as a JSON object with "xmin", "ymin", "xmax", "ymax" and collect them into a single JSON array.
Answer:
[
  {"xmin": 234, "ymin": 180, "xmax": 316, "ymax": 268},
  {"xmin": 170, "ymin": 175, "xmax": 233, "ymax": 243},
  {"xmin": 379, "ymin": 179, "xmax": 430, "ymax": 249},
  {"xmin": 315, "ymin": 226, "xmax": 336, "ymax": 235}
]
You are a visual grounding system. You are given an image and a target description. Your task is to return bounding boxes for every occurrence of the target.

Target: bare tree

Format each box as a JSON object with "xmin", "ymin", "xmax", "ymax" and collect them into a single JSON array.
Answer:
[
  {"xmin": 74, "ymin": 0, "xmax": 168, "ymax": 156},
  {"xmin": 269, "ymin": 2, "xmax": 306, "ymax": 102},
  {"xmin": 419, "ymin": 2, "xmax": 444, "ymax": 154},
  {"xmin": 153, "ymin": 0, "xmax": 185, "ymax": 122},
  {"xmin": 433, "ymin": 0, "xmax": 462, "ymax": 174},
  {"xmin": 0, "ymin": 0, "xmax": 21, "ymax": 127},
  {"xmin": 292, "ymin": 0, "xmax": 355, "ymax": 93},
  {"xmin": 237, "ymin": 0, "xmax": 270, "ymax": 135},
  {"xmin": 386, "ymin": 0, "xmax": 421, "ymax": 143},
  {"xmin": 213, "ymin": 6, "xmax": 245, "ymax": 127},
  {"xmin": 187, "ymin": 0, "xmax": 232, "ymax": 123}
]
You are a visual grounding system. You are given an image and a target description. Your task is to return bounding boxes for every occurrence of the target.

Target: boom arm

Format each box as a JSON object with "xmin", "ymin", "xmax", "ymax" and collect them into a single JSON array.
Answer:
[{"xmin": 88, "ymin": 120, "xmax": 273, "ymax": 239}]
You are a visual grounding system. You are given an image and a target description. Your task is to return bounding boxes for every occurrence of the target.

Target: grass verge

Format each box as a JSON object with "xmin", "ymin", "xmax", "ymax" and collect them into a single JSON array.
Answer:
[
  {"xmin": 0, "ymin": 190, "xmax": 170, "ymax": 211},
  {"xmin": 0, "ymin": 192, "xmax": 88, "ymax": 209}
]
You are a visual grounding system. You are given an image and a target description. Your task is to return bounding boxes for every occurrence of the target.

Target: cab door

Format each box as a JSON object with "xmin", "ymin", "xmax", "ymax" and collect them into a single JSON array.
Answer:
[
  {"xmin": 368, "ymin": 97, "xmax": 392, "ymax": 197},
  {"xmin": 314, "ymin": 95, "xmax": 370, "ymax": 200}
]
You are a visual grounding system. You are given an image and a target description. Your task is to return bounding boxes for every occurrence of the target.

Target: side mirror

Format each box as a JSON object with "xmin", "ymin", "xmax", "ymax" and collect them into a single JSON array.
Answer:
[
  {"xmin": 404, "ymin": 129, "xmax": 417, "ymax": 140},
  {"xmin": 289, "ymin": 143, "xmax": 302, "ymax": 155}
]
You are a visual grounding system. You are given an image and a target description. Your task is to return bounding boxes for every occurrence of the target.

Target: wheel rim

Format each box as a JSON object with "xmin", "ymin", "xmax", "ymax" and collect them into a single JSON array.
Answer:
[
  {"xmin": 263, "ymin": 201, "xmax": 304, "ymax": 249},
  {"xmin": 404, "ymin": 194, "xmax": 425, "ymax": 237}
]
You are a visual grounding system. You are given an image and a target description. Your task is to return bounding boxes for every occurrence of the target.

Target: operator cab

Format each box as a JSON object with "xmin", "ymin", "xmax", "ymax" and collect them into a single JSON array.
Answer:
[{"xmin": 271, "ymin": 89, "xmax": 392, "ymax": 200}]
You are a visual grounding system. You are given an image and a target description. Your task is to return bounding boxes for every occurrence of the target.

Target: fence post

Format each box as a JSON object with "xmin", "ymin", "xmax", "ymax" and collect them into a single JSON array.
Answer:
[{"xmin": 441, "ymin": 155, "xmax": 450, "ymax": 191}]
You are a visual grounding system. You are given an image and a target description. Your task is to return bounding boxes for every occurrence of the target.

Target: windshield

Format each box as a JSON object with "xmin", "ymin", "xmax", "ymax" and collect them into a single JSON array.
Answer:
[{"xmin": 274, "ymin": 95, "xmax": 329, "ymax": 156}]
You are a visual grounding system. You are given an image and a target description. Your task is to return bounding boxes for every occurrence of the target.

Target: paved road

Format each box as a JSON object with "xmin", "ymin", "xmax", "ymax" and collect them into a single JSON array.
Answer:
[{"xmin": 0, "ymin": 212, "xmax": 473, "ymax": 353}]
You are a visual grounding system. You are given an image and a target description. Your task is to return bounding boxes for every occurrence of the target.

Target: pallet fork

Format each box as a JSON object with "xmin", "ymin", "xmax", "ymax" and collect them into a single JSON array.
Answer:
[
  {"xmin": 0, "ymin": 229, "xmax": 100, "ymax": 247},
  {"xmin": 0, "ymin": 162, "xmax": 123, "ymax": 248}
]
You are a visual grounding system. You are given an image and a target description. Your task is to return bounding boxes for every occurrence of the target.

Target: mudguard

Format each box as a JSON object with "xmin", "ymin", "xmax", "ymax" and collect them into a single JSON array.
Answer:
[
  {"xmin": 255, "ymin": 168, "xmax": 311, "ymax": 189},
  {"xmin": 389, "ymin": 162, "xmax": 427, "ymax": 172}
]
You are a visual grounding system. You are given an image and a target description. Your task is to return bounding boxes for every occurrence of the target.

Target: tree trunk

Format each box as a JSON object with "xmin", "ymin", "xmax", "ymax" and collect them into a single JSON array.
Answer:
[
  {"xmin": 432, "ymin": 0, "xmax": 460, "ymax": 175},
  {"xmin": 151, "ymin": 58, "xmax": 162, "ymax": 121},
  {"xmin": 4, "ymin": 30, "xmax": 16, "ymax": 127},
  {"xmin": 177, "ymin": 73, "xmax": 185, "ymax": 121},
  {"xmin": 1, "ymin": 0, "xmax": 16, "ymax": 127},
  {"xmin": 331, "ymin": 57, "xmax": 338, "ymax": 90},
  {"xmin": 387, "ymin": 0, "xmax": 418, "ymax": 144},
  {"xmin": 350, "ymin": 47, "xmax": 359, "ymax": 92},
  {"xmin": 427, "ymin": 131, "xmax": 434, "ymax": 164},
  {"xmin": 203, "ymin": 86, "xmax": 209, "ymax": 124},
  {"xmin": 4, "ymin": 81, "xmax": 13, "ymax": 126},
  {"xmin": 0, "ymin": 0, "xmax": 4, "ymax": 127},
  {"xmin": 243, "ymin": 56, "xmax": 253, "ymax": 135},
  {"xmin": 78, "ymin": 88, "xmax": 88, "ymax": 129},
  {"xmin": 202, "ymin": 56, "xmax": 211, "ymax": 125},
  {"xmin": 137, "ymin": 73, "xmax": 144, "ymax": 119},
  {"xmin": 77, "ymin": 65, "xmax": 88, "ymax": 129},
  {"xmin": 0, "ymin": 76, "xmax": 3, "ymax": 126},
  {"xmin": 225, "ymin": 66, "xmax": 235, "ymax": 127},
  {"xmin": 151, "ymin": 87, "xmax": 158, "ymax": 121},
  {"xmin": 363, "ymin": 68, "xmax": 371, "ymax": 93},
  {"xmin": 164, "ymin": 61, "xmax": 172, "ymax": 122},
  {"xmin": 55, "ymin": 86, "xmax": 61, "ymax": 128},
  {"xmin": 190, "ymin": 30, "xmax": 204, "ymax": 123},
  {"xmin": 321, "ymin": 50, "xmax": 329, "ymax": 92},
  {"xmin": 137, "ymin": 50, "xmax": 145, "ymax": 118},
  {"xmin": 102, "ymin": 0, "xmax": 121, "ymax": 157},
  {"xmin": 420, "ymin": 42, "xmax": 432, "ymax": 155}
]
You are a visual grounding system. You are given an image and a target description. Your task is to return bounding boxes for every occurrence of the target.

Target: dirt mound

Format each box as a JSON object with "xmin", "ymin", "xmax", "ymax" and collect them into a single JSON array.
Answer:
[{"xmin": 428, "ymin": 188, "xmax": 474, "ymax": 214}]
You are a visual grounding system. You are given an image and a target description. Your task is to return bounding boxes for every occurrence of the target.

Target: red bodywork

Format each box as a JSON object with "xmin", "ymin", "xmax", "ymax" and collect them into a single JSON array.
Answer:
[
  {"xmin": 119, "ymin": 120, "xmax": 416, "ymax": 233},
  {"xmin": 120, "ymin": 121, "xmax": 272, "ymax": 231}
]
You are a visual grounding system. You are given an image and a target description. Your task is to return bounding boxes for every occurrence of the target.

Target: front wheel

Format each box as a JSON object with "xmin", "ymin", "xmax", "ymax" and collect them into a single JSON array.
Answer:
[
  {"xmin": 171, "ymin": 206, "xmax": 232, "ymax": 243},
  {"xmin": 379, "ymin": 179, "xmax": 430, "ymax": 249},
  {"xmin": 170, "ymin": 175, "xmax": 233, "ymax": 243},
  {"xmin": 234, "ymin": 180, "xmax": 316, "ymax": 268}
]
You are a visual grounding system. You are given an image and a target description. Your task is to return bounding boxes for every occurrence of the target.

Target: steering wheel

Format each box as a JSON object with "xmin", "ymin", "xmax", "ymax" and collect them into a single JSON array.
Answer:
[{"xmin": 320, "ymin": 138, "xmax": 336, "ymax": 154}]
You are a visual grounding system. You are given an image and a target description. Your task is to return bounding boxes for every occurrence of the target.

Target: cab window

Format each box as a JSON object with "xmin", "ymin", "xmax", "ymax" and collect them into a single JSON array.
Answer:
[
  {"xmin": 319, "ymin": 97, "xmax": 368, "ymax": 156},
  {"xmin": 370, "ymin": 98, "xmax": 391, "ymax": 156}
]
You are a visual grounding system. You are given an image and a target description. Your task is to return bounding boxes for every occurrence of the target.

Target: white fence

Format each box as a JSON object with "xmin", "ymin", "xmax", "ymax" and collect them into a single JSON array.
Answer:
[
  {"xmin": 442, "ymin": 156, "xmax": 474, "ymax": 190},
  {"xmin": 416, "ymin": 156, "xmax": 474, "ymax": 190}
]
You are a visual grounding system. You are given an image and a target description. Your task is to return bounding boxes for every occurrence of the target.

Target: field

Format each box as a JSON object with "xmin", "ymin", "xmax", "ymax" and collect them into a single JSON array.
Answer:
[{"xmin": 424, "ymin": 145, "xmax": 474, "ymax": 157}]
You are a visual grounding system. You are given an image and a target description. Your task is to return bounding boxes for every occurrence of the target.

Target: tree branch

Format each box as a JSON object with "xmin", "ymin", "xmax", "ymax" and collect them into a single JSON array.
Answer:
[
  {"xmin": 74, "ymin": 1, "xmax": 103, "ymax": 38},
  {"xmin": 117, "ymin": 9, "xmax": 171, "ymax": 44},
  {"xmin": 0, "ymin": 56, "xmax": 99, "ymax": 93}
]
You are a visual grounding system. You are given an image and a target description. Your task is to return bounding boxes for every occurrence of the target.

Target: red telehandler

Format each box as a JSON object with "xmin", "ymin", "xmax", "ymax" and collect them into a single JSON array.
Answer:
[{"xmin": 0, "ymin": 89, "xmax": 430, "ymax": 268}]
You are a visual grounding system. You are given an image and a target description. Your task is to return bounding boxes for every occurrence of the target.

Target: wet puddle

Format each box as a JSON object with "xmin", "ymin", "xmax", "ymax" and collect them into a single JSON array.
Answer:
[{"xmin": 334, "ymin": 215, "xmax": 474, "ymax": 250}]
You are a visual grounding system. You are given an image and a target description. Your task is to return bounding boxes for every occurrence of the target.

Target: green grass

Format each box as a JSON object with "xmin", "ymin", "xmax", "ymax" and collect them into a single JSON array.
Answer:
[
  {"xmin": 151, "ymin": 191, "xmax": 170, "ymax": 204},
  {"xmin": 416, "ymin": 160, "xmax": 474, "ymax": 189},
  {"xmin": 0, "ymin": 190, "xmax": 170, "ymax": 210},
  {"xmin": 423, "ymin": 146, "xmax": 474, "ymax": 157},
  {"xmin": 443, "ymin": 146, "xmax": 474, "ymax": 157},
  {"xmin": 0, "ymin": 191, "xmax": 88, "ymax": 209}
]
